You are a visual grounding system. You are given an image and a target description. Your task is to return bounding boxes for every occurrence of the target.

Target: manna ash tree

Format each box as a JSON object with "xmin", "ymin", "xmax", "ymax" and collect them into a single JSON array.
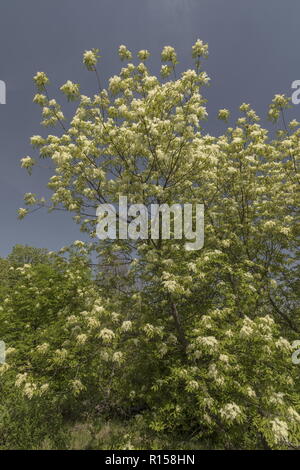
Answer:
[{"xmin": 1, "ymin": 40, "xmax": 299, "ymax": 449}]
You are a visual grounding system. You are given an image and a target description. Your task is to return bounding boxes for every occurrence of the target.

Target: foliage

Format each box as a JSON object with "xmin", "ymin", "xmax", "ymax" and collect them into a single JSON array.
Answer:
[
  {"xmin": 0, "ymin": 40, "xmax": 299, "ymax": 449},
  {"xmin": 7, "ymin": 244, "xmax": 50, "ymax": 267}
]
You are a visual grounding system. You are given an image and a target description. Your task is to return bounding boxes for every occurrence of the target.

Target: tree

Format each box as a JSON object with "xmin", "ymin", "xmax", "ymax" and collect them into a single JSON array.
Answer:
[
  {"xmin": 7, "ymin": 244, "xmax": 50, "ymax": 267},
  {"xmin": 0, "ymin": 258, "xmax": 10, "ymax": 295},
  {"xmin": 10, "ymin": 41, "xmax": 300, "ymax": 448}
]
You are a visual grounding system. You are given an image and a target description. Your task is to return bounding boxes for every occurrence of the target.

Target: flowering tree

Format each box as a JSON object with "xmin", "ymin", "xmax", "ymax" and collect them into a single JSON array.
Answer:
[{"xmin": 2, "ymin": 41, "xmax": 299, "ymax": 449}]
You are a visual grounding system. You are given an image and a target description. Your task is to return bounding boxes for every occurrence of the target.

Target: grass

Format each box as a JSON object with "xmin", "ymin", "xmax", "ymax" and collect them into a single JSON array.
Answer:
[{"xmin": 65, "ymin": 418, "xmax": 208, "ymax": 450}]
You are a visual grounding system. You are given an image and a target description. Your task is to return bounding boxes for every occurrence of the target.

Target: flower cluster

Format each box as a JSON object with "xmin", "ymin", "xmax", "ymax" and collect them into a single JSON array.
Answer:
[{"xmin": 83, "ymin": 49, "xmax": 100, "ymax": 70}]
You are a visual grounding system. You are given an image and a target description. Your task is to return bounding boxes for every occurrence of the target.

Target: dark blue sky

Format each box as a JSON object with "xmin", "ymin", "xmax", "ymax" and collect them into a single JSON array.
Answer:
[{"xmin": 0, "ymin": 0, "xmax": 299, "ymax": 256}]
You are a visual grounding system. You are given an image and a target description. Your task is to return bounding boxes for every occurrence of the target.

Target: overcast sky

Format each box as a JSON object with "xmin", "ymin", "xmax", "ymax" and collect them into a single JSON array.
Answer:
[{"xmin": 0, "ymin": 0, "xmax": 299, "ymax": 257}]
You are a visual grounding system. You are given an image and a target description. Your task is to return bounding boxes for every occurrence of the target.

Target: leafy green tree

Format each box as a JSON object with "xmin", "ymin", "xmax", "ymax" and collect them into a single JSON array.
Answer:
[
  {"xmin": 0, "ymin": 258, "xmax": 10, "ymax": 297},
  {"xmin": 0, "ymin": 246, "xmax": 96, "ymax": 448},
  {"xmin": 7, "ymin": 244, "xmax": 49, "ymax": 267}
]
